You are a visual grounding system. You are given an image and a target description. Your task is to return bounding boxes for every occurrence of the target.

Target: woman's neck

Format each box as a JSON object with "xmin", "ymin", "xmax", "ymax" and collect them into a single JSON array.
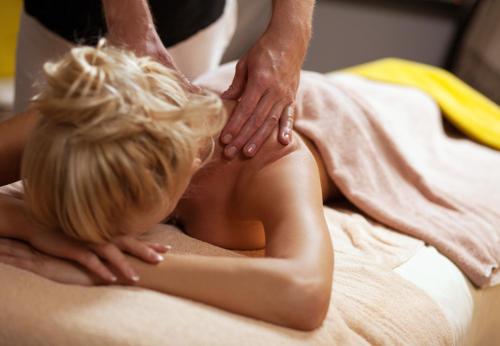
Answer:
[{"xmin": 171, "ymin": 98, "xmax": 240, "ymax": 221}]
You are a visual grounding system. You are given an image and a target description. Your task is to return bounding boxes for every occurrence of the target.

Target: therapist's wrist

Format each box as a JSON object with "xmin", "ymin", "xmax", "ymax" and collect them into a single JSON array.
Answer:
[{"xmin": 103, "ymin": 0, "xmax": 157, "ymax": 47}]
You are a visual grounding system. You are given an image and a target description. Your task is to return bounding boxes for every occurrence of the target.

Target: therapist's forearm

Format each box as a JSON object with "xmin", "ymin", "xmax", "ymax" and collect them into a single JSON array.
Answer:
[
  {"xmin": 269, "ymin": 0, "xmax": 314, "ymax": 43},
  {"xmin": 101, "ymin": 0, "xmax": 198, "ymax": 91},
  {"xmin": 0, "ymin": 110, "xmax": 39, "ymax": 186},
  {"xmin": 102, "ymin": 0, "xmax": 156, "ymax": 44},
  {"xmin": 129, "ymin": 254, "xmax": 318, "ymax": 330}
]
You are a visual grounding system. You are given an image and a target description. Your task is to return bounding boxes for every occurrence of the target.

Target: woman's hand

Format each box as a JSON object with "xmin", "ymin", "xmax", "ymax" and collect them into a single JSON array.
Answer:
[
  {"xmin": 0, "ymin": 238, "xmax": 98, "ymax": 286},
  {"xmin": 1, "ymin": 193, "xmax": 171, "ymax": 283},
  {"xmin": 26, "ymin": 228, "xmax": 171, "ymax": 283}
]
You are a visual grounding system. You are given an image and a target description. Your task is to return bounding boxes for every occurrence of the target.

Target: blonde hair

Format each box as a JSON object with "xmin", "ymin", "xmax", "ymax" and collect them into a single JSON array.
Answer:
[{"xmin": 22, "ymin": 41, "xmax": 226, "ymax": 243}]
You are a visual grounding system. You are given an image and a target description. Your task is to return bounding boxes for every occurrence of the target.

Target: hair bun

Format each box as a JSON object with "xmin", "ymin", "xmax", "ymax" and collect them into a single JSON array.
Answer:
[
  {"xmin": 31, "ymin": 40, "xmax": 225, "ymax": 146},
  {"xmin": 33, "ymin": 40, "xmax": 190, "ymax": 142}
]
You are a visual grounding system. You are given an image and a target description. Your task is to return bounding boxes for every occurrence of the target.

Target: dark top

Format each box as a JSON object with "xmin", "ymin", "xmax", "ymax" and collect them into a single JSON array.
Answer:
[{"xmin": 24, "ymin": 0, "xmax": 226, "ymax": 47}]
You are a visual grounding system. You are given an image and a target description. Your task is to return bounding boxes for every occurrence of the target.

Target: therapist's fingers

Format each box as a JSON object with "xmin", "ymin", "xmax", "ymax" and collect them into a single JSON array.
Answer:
[
  {"xmin": 279, "ymin": 104, "xmax": 294, "ymax": 145},
  {"xmin": 220, "ymin": 84, "xmax": 263, "ymax": 148},
  {"xmin": 242, "ymin": 101, "xmax": 288, "ymax": 158},
  {"xmin": 163, "ymin": 58, "xmax": 201, "ymax": 94},
  {"xmin": 173, "ymin": 69, "xmax": 201, "ymax": 94},
  {"xmin": 222, "ymin": 58, "xmax": 248, "ymax": 100},
  {"xmin": 131, "ymin": 33, "xmax": 201, "ymax": 94},
  {"xmin": 224, "ymin": 91, "xmax": 277, "ymax": 158}
]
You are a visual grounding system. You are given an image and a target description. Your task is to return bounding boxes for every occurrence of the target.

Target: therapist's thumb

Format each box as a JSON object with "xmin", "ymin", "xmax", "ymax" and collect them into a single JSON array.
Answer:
[{"xmin": 222, "ymin": 59, "xmax": 247, "ymax": 99}]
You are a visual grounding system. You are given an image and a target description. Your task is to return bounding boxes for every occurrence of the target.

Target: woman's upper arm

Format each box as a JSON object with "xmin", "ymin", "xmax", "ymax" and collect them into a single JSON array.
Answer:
[
  {"xmin": 242, "ymin": 149, "xmax": 334, "ymax": 325},
  {"xmin": 243, "ymin": 149, "xmax": 334, "ymax": 284}
]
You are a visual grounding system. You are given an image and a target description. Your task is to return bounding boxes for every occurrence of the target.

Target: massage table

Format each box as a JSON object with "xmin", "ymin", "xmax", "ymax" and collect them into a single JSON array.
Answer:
[{"xmin": 0, "ymin": 198, "xmax": 498, "ymax": 345}]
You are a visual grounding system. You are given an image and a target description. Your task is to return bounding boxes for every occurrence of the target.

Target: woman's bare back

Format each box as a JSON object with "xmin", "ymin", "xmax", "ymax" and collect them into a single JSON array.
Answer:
[{"xmin": 173, "ymin": 106, "xmax": 339, "ymax": 250}]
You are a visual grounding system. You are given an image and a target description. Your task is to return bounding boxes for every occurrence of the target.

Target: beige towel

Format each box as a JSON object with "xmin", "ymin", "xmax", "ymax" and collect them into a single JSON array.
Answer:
[
  {"xmin": 197, "ymin": 65, "xmax": 500, "ymax": 288},
  {"xmin": 0, "ymin": 204, "xmax": 452, "ymax": 345}
]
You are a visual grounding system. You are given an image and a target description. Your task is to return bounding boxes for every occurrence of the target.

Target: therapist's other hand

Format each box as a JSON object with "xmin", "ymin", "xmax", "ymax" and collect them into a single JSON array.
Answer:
[
  {"xmin": 102, "ymin": 0, "xmax": 199, "ymax": 93},
  {"xmin": 107, "ymin": 30, "xmax": 200, "ymax": 93},
  {"xmin": 220, "ymin": 32, "xmax": 302, "ymax": 159}
]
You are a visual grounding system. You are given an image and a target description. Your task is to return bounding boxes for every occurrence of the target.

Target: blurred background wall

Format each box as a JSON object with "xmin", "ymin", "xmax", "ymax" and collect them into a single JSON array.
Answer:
[
  {"xmin": 223, "ymin": 0, "xmax": 464, "ymax": 70},
  {"xmin": 222, "ymin": 0, "xmax": 498, "ymax": 103},
  {"xmin": 453, "ymin": 0, "xmax": 500, "ymax": 104},
  {"xmin": 0, "ymin": 0, "xmax": 498, "ymax": 118}
]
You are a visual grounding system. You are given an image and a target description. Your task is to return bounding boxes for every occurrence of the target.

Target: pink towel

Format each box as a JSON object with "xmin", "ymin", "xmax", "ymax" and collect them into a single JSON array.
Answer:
[{"xmin": 197, "ymin": 65, "xmax": 500, "ymax": 288}]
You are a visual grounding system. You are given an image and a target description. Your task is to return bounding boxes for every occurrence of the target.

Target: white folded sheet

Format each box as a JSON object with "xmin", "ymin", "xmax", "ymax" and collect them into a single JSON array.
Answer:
[{"xmin": 396, "ymin": 245, "xmax": 500, "ymax": 345}]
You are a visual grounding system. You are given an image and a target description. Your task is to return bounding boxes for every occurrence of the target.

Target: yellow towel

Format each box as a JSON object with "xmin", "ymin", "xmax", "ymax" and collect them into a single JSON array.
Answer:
[
  {"xmin": 344, "ymin": 58, "xmax": 500, "ymax": 150},
  {"xmin": 0, "ymin": 0, "xmax": 22, "ymax": 77}
]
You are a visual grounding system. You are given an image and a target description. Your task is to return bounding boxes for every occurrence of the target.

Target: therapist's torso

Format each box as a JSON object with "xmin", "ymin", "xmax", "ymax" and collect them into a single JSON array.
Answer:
[{"xmin": 23, "ymin": 0, "xmax": 226, "ymax": 47}]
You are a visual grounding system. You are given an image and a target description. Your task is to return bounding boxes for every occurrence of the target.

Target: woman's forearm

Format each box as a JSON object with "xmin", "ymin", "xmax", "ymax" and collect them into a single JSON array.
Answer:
[
  {"xmin": 0, "ymin": 110, "xmax": 39, "ymax": 186},
  {"xmin": 0, "ymin": 195, "xmax": 32, "ymax": 240},
  {"xmin": 130, "ymin": 254, "xmax": 327, "ymax": 330}
]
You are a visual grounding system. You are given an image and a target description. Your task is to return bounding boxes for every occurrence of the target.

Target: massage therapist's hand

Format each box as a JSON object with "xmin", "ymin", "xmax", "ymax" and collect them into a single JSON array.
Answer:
[
  {"xmin": 220, "ymin": 0, "xmax": 314, "ymax": 159},
  {"xmin": 102, "ymin": 0, "xmax": 199, "ymax": 92},
  {"xmin": 26, "ymin": 228, "xmax": 170, "ymax": 284},
  {"xmin": 107, "ymin": 28, "xmax": 198, "ymax": 93}
]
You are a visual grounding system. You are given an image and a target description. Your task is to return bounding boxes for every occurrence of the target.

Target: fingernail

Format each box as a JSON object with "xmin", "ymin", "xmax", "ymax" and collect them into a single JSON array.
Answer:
[
  {"xmin": 156, "ymin": 244, "xmax": 169, "ymax": 252},
  {"xmin": 281, "ymin": 131, "xmax": 291, "ymax": 144},
  {"xmin": 110, "ymin": 275, "xmax": 118, "ymax": 282},
  {"xmin": 221, "ymin": 134, "xmax": 232, "ymax": 144},
  {"xmin": 165, "ymin": 245, "xmax": 172, "ymax": 250},
  {"xmin": 225, "ymin": 145, "xmax": 238, "ymax": 158},
  {"xmin": 150, "ymin": 250, "xmax": 163, "ymax": 261},
  {"xmin": 127, "ymin": 267, "xmax": 139, "ymax": 281},
  {"xmin": 245, "ymin": 144, "xmax": 256, "ymax": 156}
]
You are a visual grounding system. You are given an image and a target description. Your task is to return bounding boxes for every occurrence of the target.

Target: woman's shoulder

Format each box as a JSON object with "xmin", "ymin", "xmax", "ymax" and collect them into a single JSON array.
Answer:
[
  {"xmin": 250, "ymin": 129, "xmax": 303, "ymax": 168},
  {"xmin": 240, "ymin": 128, "xmax": 314, "ymax": 178},
  {"xmin": 232, "ymin": 130, "xmax": 317, "ymax": 214}
]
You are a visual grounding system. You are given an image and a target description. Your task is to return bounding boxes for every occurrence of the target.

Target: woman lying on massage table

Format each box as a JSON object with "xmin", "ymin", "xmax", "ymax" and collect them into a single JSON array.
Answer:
[{"xmin": 0, "ymin": 44, "xmax": 336, "ymax": 331}]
